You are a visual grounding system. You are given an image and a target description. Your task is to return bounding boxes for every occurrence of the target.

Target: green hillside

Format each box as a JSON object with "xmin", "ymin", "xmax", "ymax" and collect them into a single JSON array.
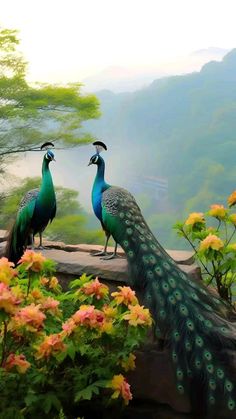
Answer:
[{"xmin": 85, "ymin": 49, "xmax": 236, "ymax": 247}]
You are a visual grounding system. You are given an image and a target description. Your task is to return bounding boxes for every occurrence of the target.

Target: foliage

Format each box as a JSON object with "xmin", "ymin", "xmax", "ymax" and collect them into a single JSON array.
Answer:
[
  {"xmin": 174, "ymin": 190, "xmax": 236, "ymax": 305},
  {"xmin": 0, "ymin": 27, "xmax": 100, "ymax": 166},
  {"xmin": 0, "ymin": 251, "xmax": 151, "ymax": 418}
]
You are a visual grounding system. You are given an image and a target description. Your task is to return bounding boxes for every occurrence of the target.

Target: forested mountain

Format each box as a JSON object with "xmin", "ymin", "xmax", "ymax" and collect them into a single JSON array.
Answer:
[{"xmin": 84, "ymin": 49, "xmax": 236, "ymax": 247}]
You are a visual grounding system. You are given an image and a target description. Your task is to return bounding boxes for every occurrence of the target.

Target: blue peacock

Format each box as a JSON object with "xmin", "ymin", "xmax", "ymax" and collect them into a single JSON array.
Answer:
[
  {"xmin": 6, "ymin": 143, "xmax": 56, "ymax": 264},
  {"xmin": 89, "ymin": 141, "xmax": 236, "ymax": 418}
]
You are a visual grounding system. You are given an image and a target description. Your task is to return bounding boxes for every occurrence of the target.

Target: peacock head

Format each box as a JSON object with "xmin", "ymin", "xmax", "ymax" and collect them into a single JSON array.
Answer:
[
  {"xmin": 45, "ymin": 149, "xmax": 56, "ymax": 162},
  {"xmin": 88, "ymin": 141, "xmax": 107, "ymax": 166}
]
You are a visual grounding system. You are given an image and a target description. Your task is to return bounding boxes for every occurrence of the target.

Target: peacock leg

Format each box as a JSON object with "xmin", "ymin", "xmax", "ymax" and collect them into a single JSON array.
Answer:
[
  {"xmin": 101, "ymin": 241, "xmax": 118, "ymax": 260},
  {"xmin": 37, "ymin": 231, "xmax": 44, "ymax": 249},
  {"xmin": 91, "ymin": 234, "xmax": 110, "ymax": 256}
]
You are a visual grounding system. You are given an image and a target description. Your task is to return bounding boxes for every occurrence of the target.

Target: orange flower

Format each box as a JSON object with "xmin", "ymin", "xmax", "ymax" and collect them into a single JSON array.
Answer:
[
  {"xmin": 111, "ymin": 286, "xmax": 138, "ymax": 306},
  {"xmin": 185, "ymin": 212, "xmax": 205, "ymax": 226},
  {"xmin": 40, "ymin": 277, "xmax": 49, "ymax": 286},
  {"xmin": 229, "ymin": 214, "xmax": 236, "ymax": 225},
  {"xmin": 30, "ymin": 288, "xmax": 43, "ymax": 301},
  {"xmin": 19, "ymin": 250, "xmax": 46, "ymax": 272},
  {"xmin": 0, "ymin": 257, "xmax": 17, "ymax": 285},
  {"xmin": 81, "ymin": 278, "xmax": 109, "ymax": 300},
  {"xmin": 109, "ymin": 374, "xmax": 132, "ymax": 405},
  {"xmin": 49, "ymin": 276, "xmax": 59, "ymax": 289},
  {"xmin": 121, "ymin": 353, "xmax": 136, "ymax": 372},
  {"xmin": 209, "ymin": 204, "xmax": 227, "ymax": 219},
  {"xmin": 62, "ymin": 318, "xmax": 76, "ymax": 336},
  {"xmin": 4, "ymin": 353, "xmax": 30, "ymax": 374},
  {"xmin": 41, "ymin": 296, "xmax": 60, "ymax": 314},
  {"xmin": 123, "ymin": 304, "xmax": 152, "ymax": 327},
  {"xmin": 72, "ymin": 305, "xmax": 105, "ymax": 329},
  {"xmin": 199, "ymin": 234, "xmax": 224, "ymax": 252},
  {"xmin": 0, "ymin": 283, "xmax": 21, "ymax": 313},
  {"xmin": 14, "ymin": 303, "xmax": 46, "ymax": 330},
  {"xmin": 35, "ymin": 333, "xmax": 67, "ymax": 359},
  {"xmin": 228, "ymin": 191, "xmax": 236, "ymax": 207}
]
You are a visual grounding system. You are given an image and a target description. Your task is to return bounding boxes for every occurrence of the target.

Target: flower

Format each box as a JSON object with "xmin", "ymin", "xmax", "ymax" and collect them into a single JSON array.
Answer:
[
  {"xmin": 62, "ymin": 318, "xmax": 76, "ymax": 336},
  {"xmin": 209, "ymin": 204, "xmax": 227, "ymax": 219},
  {"xmin": 103, "ymin": 305, "xmax": 118, "ymax": 319},
  {"xmin": 0, "ymin": 257, "xmax": 17, "ymax": 285},
  {"xmin": 13, "ymin": 303, "xmax": 46, "ymax": 331},
  {"xmin": 185, "ymin": 212, "xmax": 205, "ymax": 226},
  {"xmin": 40, "ymin": 277, "xmax": 49, "ymax": 286},
  {"xmin": 199, "ymin": 234, "xmax": 224, "ymax": 252},
  {"xmin": 225, "ymin": 243, "xmax": 236, "ymax": 253},
  {"xmin": 41, "ymin": 296, "xmax": 60, "ymax": 314},
  {"xmin": 111, "ymin": 286, "xmax": 138, "ymax": 306},
  {"xmin": 109, "ymin": 374, "xmax": 132, "ymax": 405},
  {"xmin": 229, "ymin": 214, "xmax": 236, "ymax": 226},
  {"xmin": 49, "ymin": 276, "xmax": 59, "ymax": 289},
  {"xmin": 19, "ymin": 250, "xmax": 46, "ymax": 272},
  {"xmin": 80, "ymin": 278, "xmax": 109, "ymax": 300},
  {"xmin": 30, "ymin": 288, "xmax": 43, "ymax": 301},
  {"xmin": 4, "ymin": 353, "xmax": 30, "ymax": 374},
  {"xmin": 72, "ymin": 305, "xmax": 105, "ymax": 329},
  {"xmin": 121, "ymin": 353, "xmax": 136, "ymax": 372},
  {"xmin": 123, "ymin": 304, "xmax": 152, "ymax": 327},
  {"xmin": 35, "ymin": 333, "xmax": 67, "ymax": 359},
  {"xmin": 0, "ymin": 283, "xmax": 21, "ymax": 313},
  {"xmin": 228, "ymin": 191, "xmax": 236, "ymax": 207}
]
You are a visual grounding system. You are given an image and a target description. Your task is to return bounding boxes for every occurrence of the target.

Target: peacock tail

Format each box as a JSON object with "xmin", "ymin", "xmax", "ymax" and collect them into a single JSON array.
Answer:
[
  {"xmin": 101, "ymin": 185, "xmax": 236, "ymax": 418},
  {"xmin": 5, "ymin": 150, "xmax": 56, "ymax": 265}
]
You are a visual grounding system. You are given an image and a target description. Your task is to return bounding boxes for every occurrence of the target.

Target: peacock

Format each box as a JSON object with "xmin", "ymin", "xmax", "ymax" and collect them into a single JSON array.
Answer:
[
  {"xmin": 6, "ymin": 143, "xmax": 56, "ymax": 264},
  {"xmin": 89, "ymin": 141, "xmax": 118, "ymax": 259},
  {"xmin": 88, "ymin": 142, "xmax": 236, "ymax": 418}
]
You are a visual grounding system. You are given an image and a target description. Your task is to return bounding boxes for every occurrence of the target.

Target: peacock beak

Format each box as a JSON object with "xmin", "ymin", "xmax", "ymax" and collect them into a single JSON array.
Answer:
[{"xmin": 88, "ymin": 161, "xmax": 92, "ymax": 166}]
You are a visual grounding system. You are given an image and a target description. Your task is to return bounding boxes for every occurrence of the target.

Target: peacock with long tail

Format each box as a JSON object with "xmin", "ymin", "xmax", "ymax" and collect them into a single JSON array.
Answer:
[
  {"xmin": 89, "ymin": 141, "xmax": 118, "ymax": 259},
  {"xmin": 6, "ymin": 142, "xmax": 56, "ymax": 264},
  {"xmin": 88, "ymin": 141, "xmax": 236, "ymax": 418}
]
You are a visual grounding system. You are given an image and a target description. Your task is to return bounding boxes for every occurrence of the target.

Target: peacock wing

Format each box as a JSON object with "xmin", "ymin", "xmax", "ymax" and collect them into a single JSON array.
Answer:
[{"xmin": 18, "ymin": 189, "xmax": 39, "ymax": 214}]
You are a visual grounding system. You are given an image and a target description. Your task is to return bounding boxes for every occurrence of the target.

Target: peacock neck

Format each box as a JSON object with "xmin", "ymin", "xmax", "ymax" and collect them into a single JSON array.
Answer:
[
  {"xmin": 92, "ymin": 157, "xmax": 110, "ymax": 221},
  {"xmin": 38, "ymin": 158, "xmax": 55, "ymax": 201}
]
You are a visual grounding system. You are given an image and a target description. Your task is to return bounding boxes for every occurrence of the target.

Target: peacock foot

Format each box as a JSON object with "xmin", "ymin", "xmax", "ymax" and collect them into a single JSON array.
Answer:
[
  {"xmin": 100, "ymin": 253, "xmax": 118, "ymax": 260},
  {"xmin": 91, "ymin": 250, "xmax": 108, "ymax": 257}
]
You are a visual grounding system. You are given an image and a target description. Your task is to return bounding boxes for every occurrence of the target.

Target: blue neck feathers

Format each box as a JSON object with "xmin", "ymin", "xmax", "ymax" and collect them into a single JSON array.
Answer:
[{"xmin": 92, "ymin": 155, "xmax": 110, "ymax": 222}]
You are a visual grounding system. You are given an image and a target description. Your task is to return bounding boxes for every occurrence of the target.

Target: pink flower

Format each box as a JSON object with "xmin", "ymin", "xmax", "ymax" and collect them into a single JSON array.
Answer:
[
  {"xmin": 81, "ymin": 278, "xmax": 109, "ymax": 300},
  {"xmin": 13, "ymin": 303, "xmax": 46, "ymax": 330},
  {"xmin": 72, "ymin": 305, "xmax": 105, "ymax": 328},
  {"xmin": 109, "ymin": 374, "xmax": 132, "ymax": 405},
  {"xmin": 41, "ymin": 296, "xmax": 60, "ymax": 314},
  {"xmin": 62, "ymin": 318, "xmax": 76, "ymax": 336},
  {"xmin": 4, "ymin": 353, "xmax": 30, "ymax": 374}
]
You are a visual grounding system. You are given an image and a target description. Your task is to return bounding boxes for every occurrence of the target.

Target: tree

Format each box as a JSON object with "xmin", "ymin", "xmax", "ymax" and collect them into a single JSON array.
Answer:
[{"xmin": 0, "ymin": 27, "xmax": 100, "ymax": 164}]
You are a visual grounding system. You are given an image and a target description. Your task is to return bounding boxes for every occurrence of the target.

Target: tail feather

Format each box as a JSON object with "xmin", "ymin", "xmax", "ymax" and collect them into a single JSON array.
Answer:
[{"xmin": 102, "ymin": 188, "xmax": 236, "ymax": 417}]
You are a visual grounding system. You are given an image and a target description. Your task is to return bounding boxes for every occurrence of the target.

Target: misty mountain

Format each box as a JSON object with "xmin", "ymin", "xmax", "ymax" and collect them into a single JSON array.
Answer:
[
  {"xmin": 83, "ymin": 49, "xmax": 236, "ymax": 241},
  {"xmin": 82, "ymin": 48, "xmax": 228, "ymax": 93}
]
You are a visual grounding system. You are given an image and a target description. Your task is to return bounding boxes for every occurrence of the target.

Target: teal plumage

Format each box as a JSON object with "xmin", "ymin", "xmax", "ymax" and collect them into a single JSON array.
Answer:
[
  {"xmin": 89, "ymin": 149, "xmax": 236, "ymax": 418},
  {"xmin": 6, "ymin": 149, "xmax": 56, "ymax": 264}
]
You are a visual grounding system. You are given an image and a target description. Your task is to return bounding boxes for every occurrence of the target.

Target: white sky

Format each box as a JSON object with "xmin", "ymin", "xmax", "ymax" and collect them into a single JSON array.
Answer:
[{"xmin": 1, "ymin": 0, "xmax": 236, "ymax": 82}]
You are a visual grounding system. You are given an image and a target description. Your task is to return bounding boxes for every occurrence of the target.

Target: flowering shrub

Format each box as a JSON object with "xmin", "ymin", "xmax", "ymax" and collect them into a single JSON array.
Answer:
[
  {"xmin": 174, "ymin": 192, "xmax": 236, "ymax": 305},
  {"xmin": 0, "ymin": 250, "xmax": 152, "ymax": 418}
]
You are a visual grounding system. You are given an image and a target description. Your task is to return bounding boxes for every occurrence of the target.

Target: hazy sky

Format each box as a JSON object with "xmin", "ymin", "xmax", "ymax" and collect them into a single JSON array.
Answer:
[{"xmin": 1, "ymin": 0, "xmax": 235, "ymax": 83}]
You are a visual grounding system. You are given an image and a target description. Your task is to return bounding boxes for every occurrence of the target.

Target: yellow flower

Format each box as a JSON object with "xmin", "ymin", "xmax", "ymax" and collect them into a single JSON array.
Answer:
[
  {"xmin": 19, "ymin": 250, "xmax": 46, "ymax": 272},
  {"xmin": 199, "ymin": 234, "xmax": 224, "ymax": 252},
  {"xmin": 103, "ymin": 305, "xmax": 118, "ymax": 319},
  {"xmin": 229, "ymin": 214, "xmax": 236, "ymax": 225},
  {"xmin": 0, "ymin": 257, "xmax": 17, "ymax": 285},
  {"xmin": 225, "ymin": 243, "xmax": 236, "ymax": 253},
  {"xmin": 209, "ymin": 204, "xmax": 227, "ymax": 219},
  {"xmin": 123, "ymin": 304, "xmax": 152, "ymax": 327},
  {"xmin": 228, "ymin": 191, "xmax": 236, "ymax": 207},
  {"xmin": 109, "ymin": 374, "xmax": 132, "ymax": 405},
  {"xmin": 49, "ymin": 276, "xmax": 59, "ymax": 289},
  {"xmin": 185, "ymin": 212, "xmax": 205, "ymax": 226},
  {"xmin": 111, "ymin": 286, "xmax": 138, "ymax": 306},
  {"xmin": 121, "ymin": 353, "xmax": 136, "ymax": 372}
]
